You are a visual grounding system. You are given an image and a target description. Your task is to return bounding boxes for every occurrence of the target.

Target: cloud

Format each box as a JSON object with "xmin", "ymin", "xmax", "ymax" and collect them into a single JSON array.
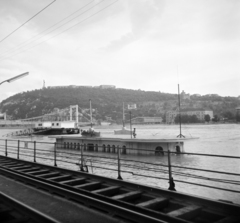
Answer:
[{"xmin": 103, "ymin": 0, "xmax": 165, "ymax": 52}]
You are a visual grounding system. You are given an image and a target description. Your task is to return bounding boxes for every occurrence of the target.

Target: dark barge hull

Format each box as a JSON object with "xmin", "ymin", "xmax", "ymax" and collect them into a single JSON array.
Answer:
[{"xmin": 33, "ymin": 128, "xmax": 80, "ymax": 135}]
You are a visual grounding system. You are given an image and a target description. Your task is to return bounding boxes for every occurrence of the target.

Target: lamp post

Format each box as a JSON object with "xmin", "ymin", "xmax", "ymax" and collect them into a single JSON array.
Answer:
[{"xmin": 0, "ymin": 72, "xmax": 29, "ymax": 86}]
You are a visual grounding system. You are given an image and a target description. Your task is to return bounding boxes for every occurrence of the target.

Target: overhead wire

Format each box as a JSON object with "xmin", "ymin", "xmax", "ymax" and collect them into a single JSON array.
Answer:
[
  {"xmin": 0, "ymin": 0, "xmax": 119, "ymax": 62},
  {"xmin": 0, "ymin": 0, "xmax": 56, "ymax": 44},
  {"xmin": 0, "ymin": 0, "xmax": 97, "ymax": 58}
]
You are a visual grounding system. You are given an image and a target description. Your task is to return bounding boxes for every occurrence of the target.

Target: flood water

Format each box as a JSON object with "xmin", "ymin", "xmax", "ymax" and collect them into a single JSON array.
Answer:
[{"xmin": 0, "ymin": 123, "xmax": 240, "ymax": 204}]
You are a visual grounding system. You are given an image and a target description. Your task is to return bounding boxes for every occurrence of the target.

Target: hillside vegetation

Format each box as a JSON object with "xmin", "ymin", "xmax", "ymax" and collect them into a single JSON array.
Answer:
[{"xmin": 0, "ymin": 86, "xmax": 239, "ymax": 123}]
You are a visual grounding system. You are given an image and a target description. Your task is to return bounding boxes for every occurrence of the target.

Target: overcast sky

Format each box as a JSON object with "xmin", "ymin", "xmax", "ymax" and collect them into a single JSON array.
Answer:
[{"xmin": 0, "ymin": 0, "xmax": 239, "ymax": 103}]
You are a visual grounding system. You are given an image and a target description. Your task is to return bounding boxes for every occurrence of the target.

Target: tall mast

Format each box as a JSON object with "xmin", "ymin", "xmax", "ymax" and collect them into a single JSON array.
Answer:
[
  {"xmin": 177, "ymin": 84, "xmax": 185, "ymax": 138},
  {"xmin": 122, "ymin": 102, "xmax": 125, "ymax": 127},
  {"xmin": 89, "ymin": 99, "xmax": 93, "ymax": 127}
]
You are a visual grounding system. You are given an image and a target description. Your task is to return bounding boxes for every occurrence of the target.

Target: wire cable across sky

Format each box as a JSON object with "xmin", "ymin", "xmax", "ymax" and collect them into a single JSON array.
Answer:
[
  {"xmin": 0, "ymin": 0, "xmax": 119, "ymax": 62},
  {"xmin": 0, "ymin": 0, "xmax": 56, "ymax": 44}
]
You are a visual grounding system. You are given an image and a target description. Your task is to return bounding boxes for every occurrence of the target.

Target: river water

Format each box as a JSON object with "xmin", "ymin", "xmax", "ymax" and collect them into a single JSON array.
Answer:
[{"xmin": 0, "ymin": 123, "xmax": 240, "ymax": 204}]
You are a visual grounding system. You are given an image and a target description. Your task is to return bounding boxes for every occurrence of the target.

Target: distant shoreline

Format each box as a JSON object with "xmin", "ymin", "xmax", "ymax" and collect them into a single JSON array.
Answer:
[{"xmin": 0, "ymin": 126, "xmax": 33, "ymax": 129}]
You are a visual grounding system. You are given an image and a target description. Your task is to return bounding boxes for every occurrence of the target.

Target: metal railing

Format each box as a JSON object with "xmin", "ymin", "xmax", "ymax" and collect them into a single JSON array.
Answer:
[{"xmin": 0, "ymin": 138, "xmax": 239, "ymax": 200}]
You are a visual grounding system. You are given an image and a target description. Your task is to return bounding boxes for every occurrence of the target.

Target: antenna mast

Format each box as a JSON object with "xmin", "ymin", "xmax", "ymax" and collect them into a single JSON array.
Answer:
[
  {"xmin": 177, "ymin": 67, "xmax": 185, "ymax": 138},
  {"xmin": 89, "ymin": 99, "xmax": 93, "ymax": 127}
]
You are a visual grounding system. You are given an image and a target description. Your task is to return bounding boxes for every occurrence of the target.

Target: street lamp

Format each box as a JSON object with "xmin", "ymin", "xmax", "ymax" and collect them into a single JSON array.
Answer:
[{"xmin": 0, "ymin": 72, "xmax": 29, "ymax": 85}]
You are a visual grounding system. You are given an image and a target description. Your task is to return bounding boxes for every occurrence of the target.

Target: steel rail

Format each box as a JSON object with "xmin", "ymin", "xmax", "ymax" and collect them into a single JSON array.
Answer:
[
  {"xmin": 0, "ymin": 156, "xmax": 240, "ymax": 223},
  {"xmin": 0, "ymin": 167, "xmax": 176, "ymax": 223},
  {"xmin": 0, "ymin": 191, "xmax": 60, "ymax": 223}
]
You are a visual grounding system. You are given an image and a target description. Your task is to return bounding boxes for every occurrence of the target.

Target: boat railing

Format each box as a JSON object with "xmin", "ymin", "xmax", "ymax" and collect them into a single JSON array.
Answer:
[{"xmin": 0, "ymin": 138, "xmax": 239, "ymax": 204}]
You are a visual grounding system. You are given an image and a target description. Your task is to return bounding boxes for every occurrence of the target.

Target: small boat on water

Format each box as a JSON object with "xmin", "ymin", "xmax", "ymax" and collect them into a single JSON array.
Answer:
[{"xmin": 80, "ymin": 128, "xmax": 100, "ymax": 137}]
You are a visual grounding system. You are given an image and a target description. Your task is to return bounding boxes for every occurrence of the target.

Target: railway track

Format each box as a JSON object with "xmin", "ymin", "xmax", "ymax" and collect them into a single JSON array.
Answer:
[
  {"xmin": 0, "ymin": 155, "xmax": 239, "ymax": 223},
  {"xmin": 0, "ymin": 191, "xmax": 59, "ymax": 223}
]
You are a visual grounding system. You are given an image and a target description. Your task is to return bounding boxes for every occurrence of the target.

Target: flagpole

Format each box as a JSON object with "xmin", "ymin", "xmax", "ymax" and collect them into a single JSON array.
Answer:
[{"xmin": 123, "ymin": 102, "xmax": 125, "ymax": 128}]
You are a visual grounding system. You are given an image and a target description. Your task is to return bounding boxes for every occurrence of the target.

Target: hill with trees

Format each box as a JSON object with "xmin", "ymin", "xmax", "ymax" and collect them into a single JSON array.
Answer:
[{"xmin": 0, "ymin": 86, "xmax": 239, "ymax": 123}]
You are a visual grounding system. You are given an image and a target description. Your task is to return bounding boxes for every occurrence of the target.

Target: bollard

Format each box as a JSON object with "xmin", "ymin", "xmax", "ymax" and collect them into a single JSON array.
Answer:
[
  {"xmin": 17, "ymin": 140, "xmax": 20, "ymax": 159},
  {"xmin": 117, "ymin": 147, "xmax": 123, "ymax": 180},
  {"xmin": 54, "ymin": 142, "xmax": 57, "ymax": 167},
  {"xmin": 167, "ymin": 147, "xmax": 176, "ymax": 191},
  {"xmin": 34, "ymin": 141, "xmax": 36, "ymax": 162},
  {"xmin": 5, "ymin": 139, "xmax": 8, "ymax": 157}
]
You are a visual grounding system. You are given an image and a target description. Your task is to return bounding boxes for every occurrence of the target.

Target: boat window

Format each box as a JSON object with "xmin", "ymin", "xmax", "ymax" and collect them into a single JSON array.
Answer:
[
  {"xmin": 64, "ymin": 142, "xmax": 66, "ymax": 149},
  {"xmin": 67, "ymin": 142, "xmax": 69, "ymax": 149},
  {"xmin": 107, "ymin": 145, "xmax": 111, "ymax": 153},
  {"xmin": 122, "ymin": 146, "xmax": 126, "ymax": 155},
  {"xmin": 84, "ymin": 144, "xmax": 87, "ymax": 151},
  {"xmin": 155, "ymin": 146, "xmax": 164, "ymax": 156},
  {"xmin": 95, "ymin": 144, "xmax": 98, "ymax": 152},
  {"xmin": 102, "ymin": 144, "xmax": 106, "ymax": 152},
  {"xmin": 74, "ymin": 143, "xmax": 76, "ymax": 149},
  {"xmin": 112, "ymin": 145, "xmax": 116, "ymax": 153},
  {"xmin": 77, "ymin": 143, "xmax": 80, "ymax": 150},
  {"xmin": 88, "ymin": 143, "xmax": 94, "ymax": 151}
]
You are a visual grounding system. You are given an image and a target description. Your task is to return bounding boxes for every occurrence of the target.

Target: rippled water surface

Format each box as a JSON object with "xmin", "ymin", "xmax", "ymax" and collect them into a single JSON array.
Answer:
[{"xmin": 0, "ymin": 123, "xmax": 240, "ymax": 204}]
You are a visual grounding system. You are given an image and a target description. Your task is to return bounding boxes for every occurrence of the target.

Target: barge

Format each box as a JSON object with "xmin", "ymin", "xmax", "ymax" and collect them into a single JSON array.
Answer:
[
  {"xmin": 53, "ymin": 134, "xmax": 197, "ymax": 155},
  {"xmin": 33, "ymin": 121, "xmax": 80, "ymax": 135}
]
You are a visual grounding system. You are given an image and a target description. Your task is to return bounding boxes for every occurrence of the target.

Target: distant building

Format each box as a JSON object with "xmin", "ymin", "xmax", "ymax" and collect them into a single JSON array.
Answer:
[
  {"xmin": 192, "ymin": 94, "xmax": 201, "ymax": 97},
  {"xmin": 181, "ymin": 91, "xmax": 191, "ymax": 100},
  {"xmin": 205, "ymin": 94, "xmax": 219, "ymax": 97},
  {"xmin": 99, "ymin": 85, "xmax": 116, "ymax": 89},
  {"xmin": 166, "ymin": 110, "xmax": 213, "ymax": 123},
  {"xmin": 132, "ymin": 117, "xmax": 162, "ymax": 124},
  {"xmin": 0, "ymin": 113, "xmax": 6, "ymax": 120},
  {"xmin": 48, "ymin": 85, "xmax": 93, "ymax": 89}
]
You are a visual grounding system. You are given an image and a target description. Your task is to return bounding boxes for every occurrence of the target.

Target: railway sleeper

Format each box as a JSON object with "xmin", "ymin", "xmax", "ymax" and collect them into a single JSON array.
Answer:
[
  {"xmin": 48, "ymin": 174, "xmax": 72, "ymax": 182},
  {"xmin": 60, "ymin": 177, "xmax": 86, "ymax": 186},
  {"xmin": 37, "ymin": 171, "xmax": 60, "ymax": 178},
  {"xmin": 112, "ymin": 190, "xmax": 143, "ymax": 202},
  {"xmin": 167, "ymin": 204, "xmax": 202, "ymax": 220},
  {"xmin": 2, "ymin": 163, "xmax": 22, "ymax": 168},
  {"xmin": 10, "ymin": 165, "xmax": 32, "ymax": 171},
  {"xmin": 137, "ymin": 197, "xmax": 169, "ymax": 210},
  {"xmin": 74, "ymin": 181, "xmax": 102, "ymax": 190},
  {"xmin": 26, "ymin": 169, "xmax": 49, "ymax": 175},
  {"xmin": 19, "ymin": 167, "xmax": 41, "ymax": 173},
  {"xmin": 0, "ymin": 159, "xmax": 16, "ymax": 165},
  {"xmin": 93, "ymin": 185, "xmax": 121, "ymax": 196}
]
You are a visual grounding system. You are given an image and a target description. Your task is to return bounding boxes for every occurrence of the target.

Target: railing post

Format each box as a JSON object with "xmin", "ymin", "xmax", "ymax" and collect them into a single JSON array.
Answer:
[
  {"xmin": 167, "ymin": 144, "xmax": 176, "ymax": 191},
  {"xmin": 80, "ymin": 144, "xmax": 85, "ymax": 171},
  {"xmin": 34, "ymin": 141, "xmax": 36, "ymax": 162},
  {"xmin": 54, "ymin": 142, "xmax": 57, "ymax": 167},
  {"xmin": 117, "ymin": 147, "xmax": 123, "ymax": 180},
  {"xmin": 5, "ymin": 139, "xmax": 8, "ymax": 156},
  {"xmin": 17, "ymin": 140, "xmax": 20, "ymax": 159}
]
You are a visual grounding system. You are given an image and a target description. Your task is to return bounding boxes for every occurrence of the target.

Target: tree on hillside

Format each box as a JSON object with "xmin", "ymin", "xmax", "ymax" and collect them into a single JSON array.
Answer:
[
  {"xmin": 222, "ymin": 111, "xmax": 235, "ymax": 121},
  {"xmin": 212, "ymin": 115, "xmax": 220, "ymax": 122},
  {"xmin": 174, "ymin": 114, "xmax": 200, "ymax": 123},
  {"xmin": 204, "ymin": 114, "xmax": 211, "ymax": 123},
  {"xmin": 236, "ymin": 113, "xmax": 240, "ymax": 123}
]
